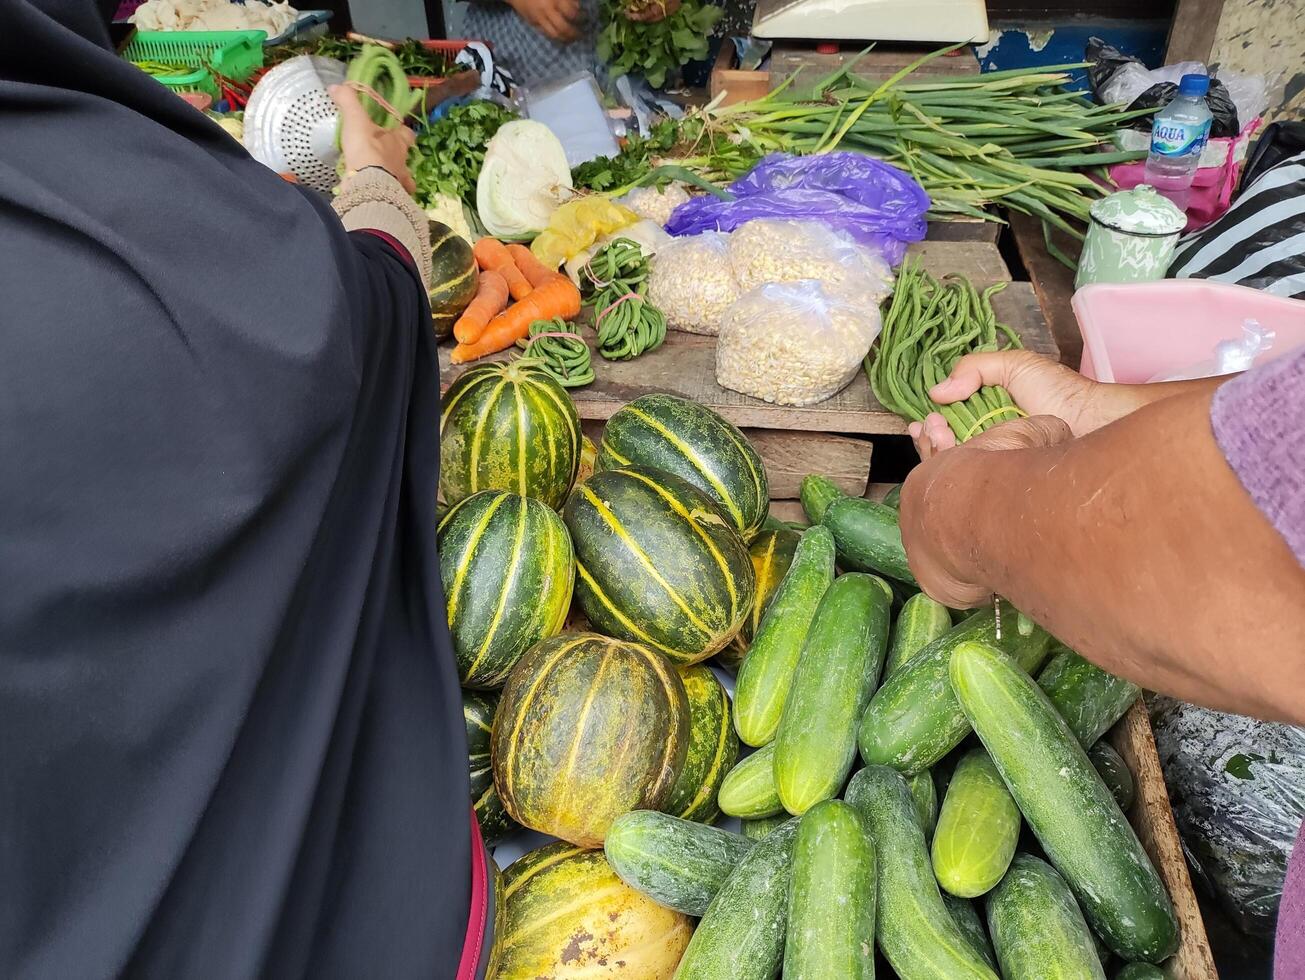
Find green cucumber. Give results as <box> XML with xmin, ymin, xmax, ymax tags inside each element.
<box><xmin>845</xmin><ymin>765</ymin><xmax>999</xmax><ymax>980</ymax></box>
<box><xmin>604</xmin><ymin>810</ymin><xmax>752</xmax><ymax>916</ymax></box>
<box><xmin>822</xmin><ymin>495</ymin><xmax>916</xmax><ymax>585</ymax></box>
<box><xmin>881</xmin><ymin>483</ymin><xmax>902</xmax><ymax>509</ymax></box>
<box><xmin>1115</xmin><ymin>964</ymin><xmax>1165</xmax><ymax>980</ymax></box>
<box><xmin>783</xmin><ymin>801</ymin><xmax>877</xmax><ymax>980</ymax></box>
<box><xmin>774</xmin><ymin>573</ymin><xmax>891</xmax><ymax>814</ymax></box>
<box><xmin>943</xmin><ymin>894</ymin><xmax>999</xmax><ymax>972</ymax></box>
<box><xmin>987</xmin><ymin>853</ymin><xmax>1106</xmax><ymax>980</ymax></box>
<box><xmin>884</xmin><ymin>592</ymin><xmax>953</xmax><ymax>680</ymax></box>
<box><xmin>673</xmin><ymin>817</ymin><xmax>798</xmax><ymax>979</ymax></box>
<box><xmin>1038</xmin><ymin>647</ymin><xmax>1140</xmax><ymax>747</ymax></box>
<box><xmin>906</xmin><ymin>769</ymin><xmax>938</xmax><ymax>839</ymax></box>
<box><xmin>799</xmin><ymin>474</ymin><xmax>845</xmax><ymax>524</ymax></box>
<box><xmin>741</xmin><ymin>813</ymin><xmax>788</xmax><ymax>841</ymax></box>
<box><xmin>859</xmin><ymin>603</ymin><xmax>1051</xmax><ymax>774</ymax></box>
<box><xmin>717</xmin><ymin>744</ymin><xmax>782</xmax><ymax>819</ymax></box>
<box><xmin>950</xmin><ymin>641</ymin><xmax>1179</xmax><ymax>962</ymax></box>
<box><xmin>734</xmin><ymin>526</ymin><xmax>836</xmax><ymax>747</ymax></box>
<box><xmin>932</xmin><ymin>748</ymin><xmax>1020</xmax><ymax>898</ymax></box>
<box><xmin>1089</xmin><ymin>741</ymin><xmax>1136</xmax><ymax>811</ymax></box>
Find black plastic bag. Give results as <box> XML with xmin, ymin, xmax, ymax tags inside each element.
<box><xmin>1241</xmin><ymin>122</ymin><xmax>1305</xmax><ymax>192</ymax></box>
<box><xmin>1084</xmin><ymin>38</ymin><xmax>1240</xmax><ymax>138</ymax></box>
<box><xmin>1085</xmin><ymin>37</ymin><xmax>1142</xmax><ymax>97</ymax></box>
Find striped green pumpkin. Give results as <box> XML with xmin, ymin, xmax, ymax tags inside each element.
<box><xmin>598</xmin><ymin>394</ymin><xmax>769</xmax><ymax>536</ymax></box>
<box><xmin>427</xmin><ymin>221</ymin><xmax>478</xmax><ymax>340</ymax></box>
<box><xmin>736</xmin><ymin>526</ymin><xmax>802</xmax><ymax>649</ymax></box>
<box><xmin>439</xmin><ymin>361</ymin><xmax>581</xmax><ymax>510</ymax></box>
<box><xmin>492</xmin><ymin>632</ymin><xmax>690</xmax><ymax>847</ymax></box>
<box><xmin>474</xmin><ymin>781</ymin><xmax>517</xmax><ymax>846</ymax></box>
<box><xmin>562</xmin><ymin>467</ymin><xmax>756</xmax><ymax>665</ymax></box>
<box><xmin>438</xmin><ymin>491</ymin><xmax>575</xmax><ymax>688</ymax></box>
<box><xmin>664</xmin><ymin>665</ymin><xmax>740</xmax><ymax>823</ymax></box>
<box><xmin>463</xmin><ymin>689</ymin><xmax>519</xmax><ymax>844</ymax></box>
<box><xmin>496</xmin><ymin>842</ymin><xmax>692</xmax><ymax>978</ymax></box>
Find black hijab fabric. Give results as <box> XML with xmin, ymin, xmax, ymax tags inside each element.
<box><xmin>0</xmin><ymin>3</ymin><xmax>472</xmax><ymax>977</ymax></box>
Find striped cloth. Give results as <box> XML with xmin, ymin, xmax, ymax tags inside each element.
<box><xmin>1169</xmin><ymin>151</ymin><xmax>1305</xmax><ymax>299</ymax></box>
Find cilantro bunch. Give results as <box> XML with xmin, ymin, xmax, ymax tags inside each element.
<box><xmin>597</xmin><ymin>0</ymin><xmax>723</xmax><ymax>89</ymax></box>
<box><xmin>409</xmin><ymin>100</ymin><xmax>519</xmax><ymax>210</ymax></box>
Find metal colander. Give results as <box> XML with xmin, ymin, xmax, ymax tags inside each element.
<box><xmin>243</xmin><ymin>55</ymin><xmax>346</xmax><ymax>192</ymax></box>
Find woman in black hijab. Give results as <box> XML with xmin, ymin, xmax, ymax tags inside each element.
<box><xmin>0</xmin><ymin>3</ymin><xmax>491</xmax><ymax>977</ymax></box>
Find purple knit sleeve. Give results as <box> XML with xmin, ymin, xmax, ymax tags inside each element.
<box><xmin>1210</xmin><ymin>345</ymin><xmax>1305</xmax><ymax>568</ymax></box>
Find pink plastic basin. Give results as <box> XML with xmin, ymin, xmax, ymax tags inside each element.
<box><xmin>1073</xmin><ymin>280</ymin><xmax>1305</xmax><ymax>383</ymax></box>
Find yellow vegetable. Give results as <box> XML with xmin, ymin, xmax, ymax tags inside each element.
<box><xmin>531</xmin><ymin>198</ymin><xmax>638</xmax><ymax>269</ymax></box>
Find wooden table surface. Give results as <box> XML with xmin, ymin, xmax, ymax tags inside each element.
<box><xmin>439</xmin><ymin>238</ymin><xmax>1058</xmax><ymax>436</ymax></box>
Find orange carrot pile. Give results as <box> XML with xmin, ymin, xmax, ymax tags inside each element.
<box><xmin>452</xmin><ymin>269</ymin><xmax>510</xmax><ymax>345</ymax></box>
<box><xmin>472</xmin><ymin>238</ymin><xmax>532</xmax><ymax>303</ymax></box>
<box><xmin>451</xmin><ymin>238</ymin><xmax>582</xmax><ymax>365</ymax></box>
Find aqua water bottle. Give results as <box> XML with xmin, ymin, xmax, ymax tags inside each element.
<box><xmin>1143</xmin><ymin>73</ymin><xmax>1213</xmax><ymax>212</ymax></box>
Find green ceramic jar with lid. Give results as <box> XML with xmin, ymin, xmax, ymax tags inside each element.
<box><xmin>1075</xmin><ymin>185</ymin><xmax>1187</xmax><ymax>289</ymax></box>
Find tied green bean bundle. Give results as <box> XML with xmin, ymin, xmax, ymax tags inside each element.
<box><xmin>515</xmin><ymin>318</ymin><xmax>595</xmax><ymax>388</ymax></box>
<box><xmin>582</xmin><ymin>239</ymin><xmax>668</xmax><ymax>361</ymax></box>
<box><xmin>867</xmin><ymin>259</ymin><xmax>1026</xmax><ymax>442</ymax></box>
<box><xmin>344</xmin><ymin>44</ymin><xmax>424</xmax><ymax>129</ymax></box>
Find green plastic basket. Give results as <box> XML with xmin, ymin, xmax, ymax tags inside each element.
<box><xmin>152</xmin><ymin>65</ymin><xmax>218</xmax><ymax>100</ymax></box>
<box><xmin>121</xmin><ymin>29</ymin><xmax>266</xmax><ymax>82</ymax></box>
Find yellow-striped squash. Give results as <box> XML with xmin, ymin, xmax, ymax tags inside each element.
<box><xmin>439</xmin><ymin>491</ymin><xmax>574</xmax><ymax>688</ymax></box>
<box><xmin>463</xmin><ymin>689</ymin><xmax>519</xmax><ymax>844</ymax></box>
<box><xmin>664</xmin><ymin>665</ymin><xmax>739</xmax><ymax>823</ymax></box>
<box><xmin>734</xmin><ymin>526</ymin><xmax>801</xmax><ymax>651</ymax></box>
<box><xmin>561</xmin><ymin>468</ymin><xmax>756</xmax><ymax>665</ymax></box>
<box><xmin>440</xmin><ymin>362</ymin><xmax>581</xmax><ymax>510</ymax></box>
<box><xmin>427</xmin><ymin>220</ymin><xmax>478</xmax><ymax>339</ymax></box>
<box><xmin>493</xmin><ymin>842</ymin><xmax>692</xmax><ymax>979</ymax></box>
<box><xmin>597</xmin><ymin>394</ymin><xmax>769</xmax><ymax>536</ymax></box>
<box><xmin>491</xmin><ymin>633</ymin><xmax>690</xmax><ymax>847</ymax></box>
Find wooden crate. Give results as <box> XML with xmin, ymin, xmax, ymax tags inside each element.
<box><xmin>708</xmin><ymin>45</ymin><xmax>769</xmax><ymax>107</ymax></box>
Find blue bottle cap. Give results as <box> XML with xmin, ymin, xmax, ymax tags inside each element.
<box><xmin>1179</xmin><ymin>73</ymin><xmax>1210</xmax><ymax>97</ymax></box>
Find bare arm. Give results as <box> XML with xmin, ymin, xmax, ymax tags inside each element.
<box><xmin>902</xmin><ymin>386</ymin><xmax>1305</xmax><ymax>724</ymax></box>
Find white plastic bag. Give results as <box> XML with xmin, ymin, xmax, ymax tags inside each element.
<box><xmin>647</xmin><ymin>232</ymin><xmax>742</xmax><ymax>336</ymax></box>
<box><xmin>715</xmin><ymin>279</ymin><xmax>882</xmax><ymax>406</ymax></box>
<box><xmin>1148</xmin><ymin>319</ymin><xmax>1276</xmax><ymax>382</ymax></box>
<box><xmin>727</xmin><ymin>219</ymin><xmax>894</xmax><ymax>298</ymax></box>
<box><xmin>618</xmin><ymin>183</ymin><xmax>691</xmax><ymax>227</ymax></box>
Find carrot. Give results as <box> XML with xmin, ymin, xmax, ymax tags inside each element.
<box><xmin>449</xmin><ymin>276</ymin><xmax>582</xmax><ymax>364</ymax></box>
<box><xmin>452</xmin><ymin>269</ymin><xmax>510</xmax><ymax>345</ymax></box>
<box><xmin>506</xmin><ymin>243</ymin><xmax>563</xmax><ymax>289</ymax></box>
<box><xmin>473</xmin><ymin>238</ymin><xmax>532</xmax><ymax>302</ymax></box>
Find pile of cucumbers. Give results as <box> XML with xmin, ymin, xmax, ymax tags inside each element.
<box><xmin>602</xmin><ymin>475</ymin><xmax>1176</xmax><ymax>980</ymax></box>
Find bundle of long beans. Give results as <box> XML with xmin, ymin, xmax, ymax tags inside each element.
<box><xmin>515</xmin><ymin>318</ymin><xmax>595</xmax><ymax>388</ymax></box>
<box><xmin>670</xmin><ymin>46</ymin><xmax>1152</xmax><ymax>258</ymax></box>
<box><xmin>868</xmin><ymin>259</ymin><xmax>1025</xmax><ymax>441</ymax></box>
<box><xmin>581</xmin><ymin>240</ymin><xmax>667</xmax><ymax>361</ymax></box>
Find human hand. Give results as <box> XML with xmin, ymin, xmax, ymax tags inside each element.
<box><xmin>907</xmin><ymin>351</ymin><xmax>1141</xmax><ymax>460</ymax></box>
<box><xmin>507</xmin><ymin>0</ymin><xmax>582</xmax><ymax>41</ymax></box>
<box><xmin>625</xmin><ymin>0</ymin><xmax>682</xmax><ymax>21</ymax></box>
<box><xmin>329</xmin><ymin>85</ymin><xmax>417</xmax><ymax>194</ymax></box>
<box><xmin>899</xmin><ymin>415</ymin><xmax>1073</xmax><ymax>608</ymax></box>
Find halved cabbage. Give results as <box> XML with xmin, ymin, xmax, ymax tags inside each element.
<box><xmin>475</xmin><ymin>120</ymin><xmax>572</xmax><ymax>239</ymax></box>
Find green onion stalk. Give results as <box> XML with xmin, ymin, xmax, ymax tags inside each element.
<box><xmin>867</xmin><ymin>258</ymin><xmax>1026</xmax><ymax>442</ymax></box>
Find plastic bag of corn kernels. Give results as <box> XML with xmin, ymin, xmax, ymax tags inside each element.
<box><xmin>716</xmin><ymin>279</ymin><xmax>882</xmax><ymax>407</ymax></box>
<box><xmin>647</xmin><ymin>231</ymin><xmax>742</xmax><ymax>336</ymax></box>
<box><xmin>728</xmin><ymin>219</ymin><xmax>894</xmax><ymax>299</ymax></box>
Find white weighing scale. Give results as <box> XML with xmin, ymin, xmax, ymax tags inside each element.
<box><xmin>752</xmin><ymin>0</ymin><xmax>989</xmax><ymax>45</ymax></box>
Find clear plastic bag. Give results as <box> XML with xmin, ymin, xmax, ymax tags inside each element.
<box><xmin>727</xmin><ymin>219</ymin><xmax>894</xmax><ymax>299</ymax></box>
<box><xmin>1148</xmin><ymin>319</ymin><xmax>1276</xmax><ymax>382</ymax></box>
<box><xmin>646</xmin><ymin>232</ymin><xmax>741</xmax><ymax>336</ymax></box>
<box><xmin>664</xmin><ymin>152</ymin><xmax>930</xmax><ymax>266</ymax></box>
<box><xmin>619</xmin><ymin>183</ymin><xmax>691</xmax><ymax>227</ymax></box>
<box><xmin>1150</xmin><ymin>696</ymin><xmax>1305</xmax><ymax>935</ymax></box>
<box><xmin>715</xmin><ymin>279</ymin><xmax>882</xmax><ymax>406</ymax></box>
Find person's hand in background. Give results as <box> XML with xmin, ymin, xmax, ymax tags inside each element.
<box><xmin>900</xmin><ymin>414</ymin><xmax>1074</xmax><ymax>608</ymax></box>
<box><xmin>907</xmin><ymin>350</ymin><xmax>1148</xmax><ymax>461</ymax></box>
<box><xmin>507</xmin><ymin>0</ymin><xmax>582</xmax><ymax>41</ymax></box>
<box><xmin>330</xmin><ymin>85</ymin><xmax>417</xmax><ymax>194</ymax></box>
<box><xmin>625</xmin><ymin>0</ymin><xmax>682</xmax><ymax>21</ymax></box>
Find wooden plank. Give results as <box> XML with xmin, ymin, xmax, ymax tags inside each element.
<box><xmin>1164</xmin><ymin>0</ymin><xmax>1226</xmax><ymax>63</ymax></box>
<box><xmin>1109</xmin><ymin>700</ymin><xmax>1219</xmax><ymax>980</ymax></box>
<box><xmin>926</xmin><ymin>218</ymin><xmax>1001</xmax><ymax>243</ymax></box>
<box><xmin>1008</xmin><ymin>212</ymin><xmax>1084</xmax><ymax>369</ymax></box>
<box><xmin>584</xmin><ymin>420</ymin><xmax>872</xmax><ymax>500</ymax></box>
<box><xmin>745</xmin><ymin>429</ymin><xmax>872</xmax><ymax>499</ymax></box>
<box><xmin>439</xmin><ymin>244</ymin><xmax>1049</xmax><ymax>435</ymax></box>
<box><xmin>768</xmin><ymin>500</ymin><xmax>807</xmax><ymax>525</ymax></box>
<box><xmin>769</xmin><ymin>43</ymin><xmax>980</xmax><ymax>94</ymax></box>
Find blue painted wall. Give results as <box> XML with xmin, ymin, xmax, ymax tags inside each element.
<box><xmin>975</xmin><ymin>19</ymin><xmax>1170</xmax><ymax>90</ymax></box>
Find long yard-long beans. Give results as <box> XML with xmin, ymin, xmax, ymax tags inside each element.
<box><xmin>868</xmin><ymin>259</ymin><xmax>1025</xmax><ymax>441</ymax></box>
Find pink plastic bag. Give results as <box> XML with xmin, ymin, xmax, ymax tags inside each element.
<box><xmin>1108</xmin><ymin>119</ymin><xmax>1262</xmax><ymax>232</ymax></box>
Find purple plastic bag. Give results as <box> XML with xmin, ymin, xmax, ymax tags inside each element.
<box><xmin>665</xmin><ymin>152</ymin><xmax>930</xmax><ymax>266</ymax></box>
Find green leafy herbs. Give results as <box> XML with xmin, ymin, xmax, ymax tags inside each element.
<box><xmin>597</xmin><ymin>0</ymin><xmax>723</xmax><ymax>89</ymax></box>
<box><xmin>409</xmin><ymin>100</ymin><xmax>519</xmax><ymax>210</ymax></box>
<box><xmin>269</xmin><ymin>36</ymin><xmax>458</xmax><ymax>77</ymax></box>
<box><xmin>572</xmin><ymin>118</ymin><xmax>680</xmax><ymax>191</ymax></box>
